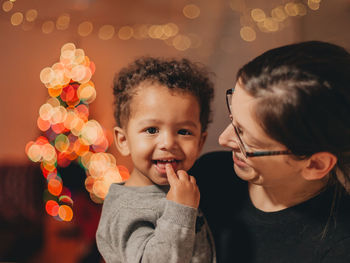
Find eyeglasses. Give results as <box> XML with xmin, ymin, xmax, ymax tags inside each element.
<box><xmin>225</xmin><ymin>88</ymin><xmax>291</xmax><ymax>158</ymax></box>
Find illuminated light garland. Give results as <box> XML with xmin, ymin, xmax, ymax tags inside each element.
<box><xmin>228</xmin><ymin>0</ymin><xmax>322</xmax><ymax>43</ymax></box>
<box><xmin>26</xmin><ymin>43</ymin><xmax>129</xmax><ymax>221</ymax></box>
<box><xmin>2</xmin><ymin>1</ymin><xmax>200</xmax><ymax>51</ymax></box>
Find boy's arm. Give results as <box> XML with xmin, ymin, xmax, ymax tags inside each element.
<box><xmin>96</xmin><ymin>199</ymin><xmax>198</xmax><ymax>263</ymax></box>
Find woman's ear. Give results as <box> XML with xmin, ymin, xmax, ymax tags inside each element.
<box><xmin>302</xmin><ymin>152</ymin><xmax>337</xmax><ymax>181</ymax></box>
<box><xmin>113</xmin><ymin>127</ymin><xmax>130</xmax><ymax>156</ymax></box>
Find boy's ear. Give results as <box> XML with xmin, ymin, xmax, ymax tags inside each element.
<box><xmin>113</xmin><ymin>127</ymin><xmax>130</xmax><ymax>156</ymax></box>
<box><xmin>198</xmin><ymin>132</ymin><xmax>207</xmax><ymax>153</ymax></box>
<box><xmin>301</xmin><ymin>152</ymin><xmax>337</xmax><ymax>181</ymax></box>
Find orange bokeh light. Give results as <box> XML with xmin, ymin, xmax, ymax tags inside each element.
<box><xmin>58</xmin><ymin>205</ymin><xmax>73</xmax><ymax>221</ymax></box>
<box><xmin>117</xmin><ymin>165</ymin><xmax>130</xmax><ymax>181</ymax></box>
<box><xmin>48</xmin><ymin>178</ymin><xmax>63</xmax><ymax>196</ymax></box>
<box><xmin>46</xmin><ymin>200</ymin><xmax>59</xmax><ymax>216</ymax></box>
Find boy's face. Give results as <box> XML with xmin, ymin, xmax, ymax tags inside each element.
<box><xmin>118</xmin><ymin>84</ymin><xmax>206</xmax><ymax>186</ymax></box>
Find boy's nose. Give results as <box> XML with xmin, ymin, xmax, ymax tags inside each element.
<box><xmin>219</xmin><ymin>124</ymin><xmax>239</xmax><ymax>150</ymax></box>
<box><xmin>159</xmin><ymin>132</ymin><xmax>176</xmax><ymax>150</ymax></box>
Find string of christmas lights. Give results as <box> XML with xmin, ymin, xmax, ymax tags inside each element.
<box><xmin>26</xmin><ymin>43</ymin><xmax>129</xmax><ymax>221</ymax></box>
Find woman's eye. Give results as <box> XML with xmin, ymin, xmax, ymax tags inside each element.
<box><xmin>145</xmin><ymin>127</ymin><xmax>158</xmax><ymax>134</ymax></box>
<box><xmin>178</xmin><ymin>129</ymin><xmax>192</xmax><ymax>135</ymax></box>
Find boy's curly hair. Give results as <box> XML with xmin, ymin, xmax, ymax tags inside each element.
<box><xmin>113</xmin><ymin>57</ymin><xmax>214</xmax><ymax>132</ymax></box>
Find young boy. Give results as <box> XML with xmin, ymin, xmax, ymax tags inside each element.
<box><xmin>96</xmin><ymin>57</ymin><xmax>216</xmax><ymax>263</ymax></box>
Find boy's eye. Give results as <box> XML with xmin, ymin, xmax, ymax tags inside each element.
<box><xmin>145</xmin><ymin>127</ymin><xmax>159</xmax><ymax>134</ymax></box>
<box><xmin>178</xmin><ymin>129</ymin><xmax>192</xmax><ymax>135</ymax></box>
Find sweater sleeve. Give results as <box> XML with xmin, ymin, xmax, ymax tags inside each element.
<box><xmin>96</xmin><ymin>199</ymin><xmax>198</xmax><ymax>263</ymax></box>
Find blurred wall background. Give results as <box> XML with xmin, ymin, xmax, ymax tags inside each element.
<box><xmin>2</xmin><ymin>0</ymin><xmax>350</xmax><ymax>166</ymax></box>
<box><xmin>1</xmin><ymin>0</ymin><xmax>350</xmax><ymax>261</ymax></box>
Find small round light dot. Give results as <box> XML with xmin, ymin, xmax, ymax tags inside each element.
<box><xmin>25</xmin><ymin>9</ymin><xmax>38</xmax><ymax>22</ymax></box>
<box><xmin>173</xmin><ymin>35</ymin><xmax>191</xmax><ymax>51</ymax></box>
<box><xmin>11</xmin><ymin>12</ymin><xmax>23</xmax><ymax>26</ymax></box>
<box><xmin>118</xmin><ymin>26</ymin><xmax>134</xmax><ymax>40</ymax></box>
<box><xmin>42</xmin><ymin>21</ymin><xmax>55</xmax><ymax>34</ymax></box>
<box><xmin>98</xmin><ymin>25</ymin><xmax>115</xmax><ymax>40</ymax></box>
<box><xmin>78</xmin><ymin>21</ymin><xmax>93</xmax><ymax>37</ymax></box>
<box><xmin>183</xmin><ymin>4</ymin><xmax>200</xmax><ymax>19</ymax></box>
<box><xmin>2</xmin><ymin>1</ymin><xmax>13</xmax><ymax>12</ymax></box>
<box><xmin>240</xmin><ymin>26</ymin><xmax>256</xmax><ymax>42</ymax></box>
<box><xmin>56</xmin><ymin>13</ymin><xmax>70</xmax><ymax>30</ymax></box>
<box><xmin>251</xmin><ymin>8</ymin><xmax>266</xmax><ymax>22</ymax></box>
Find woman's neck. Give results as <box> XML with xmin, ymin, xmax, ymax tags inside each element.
<box><xmin>248</xmin><ymin>179</ymin><xmax>328</xmax><ymax>212</ymax></box>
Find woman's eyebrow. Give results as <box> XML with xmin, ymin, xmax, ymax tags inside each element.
<box><xmin>234</xmin><ymin>119</ymin><xmax>272</xmax><ymax>148</ymax></box>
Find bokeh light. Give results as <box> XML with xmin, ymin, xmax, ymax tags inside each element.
<box><xmin>240</xmin><ymin>26</ymin><xmax>256</xmax><ymax>42</ymax></box>
<box><xmin>78</xmin><ymin>21</ymin><xmax>93</xmax><ymax>37</ymax></box>
<box><xmin>183</xmin><ymin>4</ymin><xmax>200</xmax><ymax>19</ymax></box>
<box><xmin>27</xmin><ymin>43</ymin><xmax>128</xmax><ymax>222</ymax></box>
<box><xmin>42</xmin><ymin>21</ymin><xmax>55</xmax><ymax>34</ymax></box>
<box><xmin>56</xmin><ymin>13</ymin><xmax>70</xmax><ymax>30</ymax></box>
<box><xmin>118</xmin><ymin>26</ymin><xmax>134</xmax><ymax>40</ymax></box>
<box><xmin>2</xmin><ymin>1</ymin><xmax>13</xmax><ymax>12</ymax></box>
<box><xmin>25</xmin><ymin>9</ymin><xmax>38</xmax><ymax>22</ymax></box>
<box><xmin>98</xmin><ymin>25</ymin><xmax>115</xmax><ymax>40</ymax></box>
<box><xmin>11</xmin><ymin>12</ymin><xmax>23</xmax><ymax>26</ymax></box>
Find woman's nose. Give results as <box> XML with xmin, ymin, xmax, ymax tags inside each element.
<box><xmin>219</xmin><ymin>124</ymin><xmax>239</xmax><ymax>150</ymax></box>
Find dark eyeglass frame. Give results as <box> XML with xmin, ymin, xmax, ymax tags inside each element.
<box><xmin>226</xmin><ymin>88</ymin><xmax>291</xmax><ymax>158</ymax></box>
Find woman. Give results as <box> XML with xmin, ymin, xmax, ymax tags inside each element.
<box><xmin>190</xmin><ymin>41</ymin><xmax>350</xmax><ymax>263</ymax></box>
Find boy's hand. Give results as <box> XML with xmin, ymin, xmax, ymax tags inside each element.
<box><xmin>165</xmin><ymin>163</ymin><xmax>200</xmax><ymax>208</ymax></box>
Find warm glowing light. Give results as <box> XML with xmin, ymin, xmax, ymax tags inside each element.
<box><xmin>163</xmin><ymin>23</ymin><xmax>179</xmax><ymax>37</ymax></box>
<box><xmin>25</xmin><ymin>9</ymin><xmax>38</xmax><ymax>22</ymax></box>
<box><xmin>118</xmin><ymin>26</ymin><xmax>133</xmax><ymax>40</ymax></box>
<box><xmin>2</xmin><ymin>1</ymin><xmax>13</xmax><ymax>12</ymax></box>
<box><xmin>148</xmin><ymin>25</ymin><xmax>163</xmax><ymax>39</ymax></box>
<box><xmin>37</xmin><ymin>117</ymin><xmax>51</xmax><ymax>132</ymax></box>
<box><xmin>80</xmin><ymin>120</ymin><xmax>103</xmax><ymax>145</ymax></box>
<box><xmin>48</xmin><ymin>86</ymin><xmax>63</xmax><ymax>97</ymax></box>
<box><xmin>46</xmin><ymin>200</ymin><xmax>59</xmax><ymax>216</ymax></box>
<box><xmin>271</xmin><ymin>6</ymin><xmax>287</xmax><ymax>22</ymax></box>
<box><xmin>117</xmin><ymin>165</ymin><xmax>130</xmax><ymax>181</ymax></box>
<box><xmin>77</xmin><ymin>82</ymin><xmax>96</xmax><ymax>103</ymax></box>
<box><xmin>183</xmin><ymin>4</ymin><xmax>200</xmax><ymax>19</ymax></box>
<box><xmin>78</xmin><ymin>21</ymin><xmax>93</xmax><ymax>37</ymax></box>
<box><xmin>58</xmin><ymin>205</ymin><xmax>73</xmax><ymax>221</ymax></box>
<box><xmin>55</xmin><ymin>134</ymin><xmax>70</xmax><ymax>152</ymax></box>
<box><xmin>40</xmin><ymin>67</ymin><xmax>55</xmax><ymax>84</ymax></box>
<box><xmin>251</xmin><ymin>8</ymin><xmax>266</xmax><ymax>22</ymax></box>
<box><xmin>264</xmin><ymin>18</ymin><xmax>279</xmax><ymax>32</ymax></box>
<box><xmin>59</xmin><ymin>195</ymin><xmax>73</xmax><ymax>206</ymax></box>
<box><xmin>133</xmin><ymin>24</ymin><xmax>149</xmax><ymax>39</ymax></box>
<box><xmin>42</xmin><ymin>21</ymin><xmax>55</xmax><ymax>34</ymax></box>
<box><xmin>308</xmin><ymin>0</ymin><xmax>320</xmax><ymax>10</ymax></box>
<box><xmin>285</xmin><ymin>2</ymin><xmax>299</xmax><ymax>16</ymax></box>
<box><xmin>48</xmin><ymin>178</ymin><xmax>63</xmax><ymax>196</ymax></box>
<box><xmin>173</xmin><ymin>35</ymin><xmax>191</xmax><ymax>51</ymax></box>
<box><xmin>73</xmin><ymin>139</ymin><xmax>90</xmax><ymax>156</ymax></box>
<box><xmin>240</xmin><ymin>26</ymin><xmax>256</xmax><ymax>42</ymax></box>
<box><xmin>47</xmin><ymin>97</ymin><xmax>60</xmax><ymax>108</ymax></box>
<box><xmin>11</xmin><ymin>12</ymin><xmax>23</xmax><ymax>26</ymax></box>
<box><xmin>296</xmin><ymin>3</ymin><xmax>307</xmax><ymax>16</ymax></box>
<box><xmin>27</xmin><ymin>144</ymin><xmax>42</xmax><ymax>162</ymax></box>
<box><xmin>98</xmin><ymin>25</ymin><xmax>115</xmax><ymax>40</ymax></box>
<box><xmin>56</xmin><ymin>13</ymin><xmax>70</xmax><ymax>30</ymax></box>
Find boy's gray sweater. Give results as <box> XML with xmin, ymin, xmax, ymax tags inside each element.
<box><xmin>96</xmin><ymin>183</ymin><xmax>216</xmax><ymax>263</ymax></box>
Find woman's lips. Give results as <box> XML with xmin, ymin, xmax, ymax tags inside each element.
<box><xmin>232</xmin><ymin>152</ymin><xmax>248</xmax><ymax>168</ymax></box>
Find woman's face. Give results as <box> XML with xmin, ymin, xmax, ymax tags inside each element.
<box><xmin>219</xmin><ymin>81</ymin><xmax>306</xmax><ymax>187</ymax></box>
